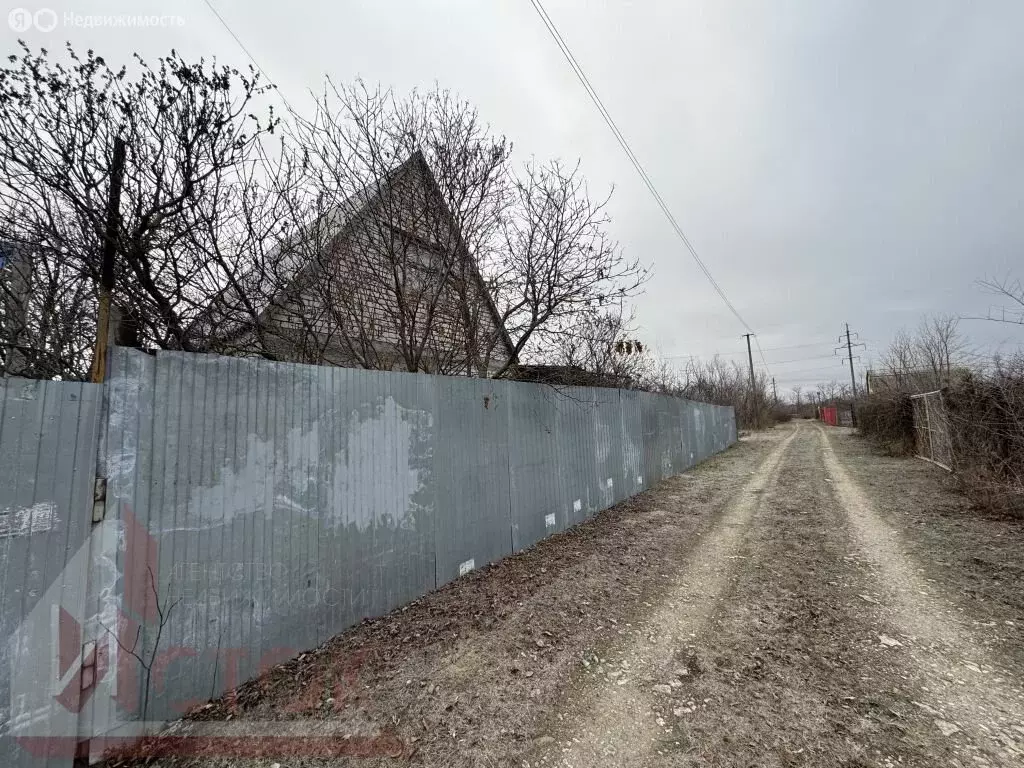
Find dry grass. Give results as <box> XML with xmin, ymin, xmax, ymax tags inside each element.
<box><xmin>857</xmin><ymin>362</ymin><xmax>1024</xmax><ymax>518</ymax></box>
<box><xmin>857</xmin><ymin>393</ymin><xmax>915</xmax><ymax>456</ymax></box>
<box><xmin>945</xmin><ymin>365</ymin><xmax>1024</xmax><ymax>518</ymax></box>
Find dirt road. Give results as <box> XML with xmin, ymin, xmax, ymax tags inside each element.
<box><xmin>118</xmin><ymin>422</ymin><xmax>1024</xmax><ymax>768</ymax></box>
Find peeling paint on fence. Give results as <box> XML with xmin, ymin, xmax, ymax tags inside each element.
<box><xmin>0</xmin><ymin>502</ymin><xmax>59</xmax><ymax>537</ymax></box>
<box><xmin>0</xmin><ymin>349</ymin><xmax>735</xmax><ymax>762</ymax></box>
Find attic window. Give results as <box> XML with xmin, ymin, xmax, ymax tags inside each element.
<box><xmin>390</xmin><ymin>223</ymin><xmax>447</xmax><ymax>258</ymax></box>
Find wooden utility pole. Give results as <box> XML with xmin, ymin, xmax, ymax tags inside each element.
<box><xmin>743</xmin><ymin>333</ymin><xmax>757</xmax><ymax>427</ymax></box>
<box><xmin>771</xmin><ymin>376</ymin><xmax>778</xmax><ymax>404</ymax></box>
<box><xmin>1</xmin><ymin>240</ymin><xmax>31</xmax><ymax>377</ymax></box>
<box><xmin>89</xmin><ymin>137</ymin><xmax>126</xmax><ymax>384</ymax></box>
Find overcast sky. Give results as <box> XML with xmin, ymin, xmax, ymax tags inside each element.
<box><xmin>6</xmin><ymin>0</ymin><xmax>1024</xmax><ymax>391</ymax></box>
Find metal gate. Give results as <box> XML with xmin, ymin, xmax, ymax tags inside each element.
<box><xmin>910</xmin><ymin>390</ymin><xmax>953</xmax><ymax>471</ymax></box>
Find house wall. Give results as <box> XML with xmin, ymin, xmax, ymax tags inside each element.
<box><xmin>0</xmin><ymin>348</ymin><xmax>736</xmax><ymax>761</ymax></box>
<box><xmin>261</xmin><ymin>158</ymin><xmax>511</xmax><ymax>375</ymax></box>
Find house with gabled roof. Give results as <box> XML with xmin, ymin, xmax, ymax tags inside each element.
<box><xmin>192</xmin><ymin>151</ymin><xmax>516</xmax><ymax>376</ymax></box>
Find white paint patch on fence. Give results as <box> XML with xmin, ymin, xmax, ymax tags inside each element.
<box><xmin>0</xmin><ymin>501</ymin><xmax>58</xmax><ymax>537</ymax></box>
<box><xmin>544</xmin><ymin>513</ymin><xmax>556</xmax><ymax>529</ymax></box>
<box><xmin>459</xmin><ymin>558</ymin><xmax>475</xmax><ymax>576</ymax></box>
<box><xmin>171</xmin><ymin>395</ymin><xmax>430</xmax><ymax>533</ymax></box>
<box><xmin>573</xmin><ymin>499</ymin><xmax>582</xmax><ymax>513</ymax></box>
<box><xmin>636</xmin><ymin>475</ymin><xmax>643</xmax><ymax>485</ymax></box>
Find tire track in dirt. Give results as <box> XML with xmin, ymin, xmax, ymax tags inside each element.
<box><xmin>123</xmin><ymin>429</ymin><xmax>782</xmax><ymax>768</ymax></box>
<box><xmin>528</xmin><ymin>425</ymin><xmax>800</xmax><ymax>767</ymax></box>
<box><xmin>819</xmin><ymin>425</ymin><xmax>1024</xmax><ymax>766</ymax></box>
<box><xmin>609</xmin><ymin>422</ymin><xmax>968</xmax><ymax>767</ymax></box>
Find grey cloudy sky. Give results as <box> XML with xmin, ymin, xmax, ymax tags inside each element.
<box><xmin>6</xmin><ymin>0</ymin><xmax>1024</xmax><ymax>390</ymax></box>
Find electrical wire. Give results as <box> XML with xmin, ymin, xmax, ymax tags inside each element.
<box><xmin>754</xmin><ymin>336</ymin><xmax>773</xmax><ymax>382</ymax></box>
<box><xmin>200</xmin><ymin>0</ymin><xmax>297</xmax><ymax>114</ymax></box>
<box><xmin>528</xmin><ymin>0</ymin><xmax>752</xmax><ymax>333</ymax></box>
<box><xmin>758</xmin><ymin>340</ymin><xmax>839</xmax><ymax>353</ymax></box>
<box><xmin>767</xmin><ymin>354</ymin><xmax>844</xmax><ymax>365</ymax></box>
<box><xmin>770</xmin><ymin>365</ymin><xmax>852</xmax><ymax>378</ymax></box>
<box><xmin>660</xmin><ymin>349</ymin><xmax>841</xmax><ymax>364</ymax></box>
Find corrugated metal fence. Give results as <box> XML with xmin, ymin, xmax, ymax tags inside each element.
<box><xmin>1</xmin><ymin>379</ymin><xmax>102</xmax><ymax>768</ymax></box>
<box><xmin>2</xmin><ymin>348</ymin><xmax>735</xmax><ymax>762</ymax></box>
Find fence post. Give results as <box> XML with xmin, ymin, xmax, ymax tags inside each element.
<box><xmin>923</xmin><ymin>391</ymin><xmax>934</xmax><ymax>463</ymax></box>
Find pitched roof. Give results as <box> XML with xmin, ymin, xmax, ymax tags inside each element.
<box><xmin>190</xmin><ymin>151</ymin><xmax>517</xmax><ymax>364</ymax></box>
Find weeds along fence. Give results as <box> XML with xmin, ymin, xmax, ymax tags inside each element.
<box><xmin>0</xmin><ymin>347</ymin><xmax>736</xmax><ymax>764</ymax></box>
<box><xmin>859</xmin><ymin>368</ymin><xmax>1024</xmax><ymax>516</ymax></box>
<box><xmin>856</xmin><ymin>393</ymin><xmax>915</xmax><ymax>455</ymax></box>
<box><xmin>943</xmin><ymin>368</ymin><xmax>1024</xmax><ymax>516</ymax></box>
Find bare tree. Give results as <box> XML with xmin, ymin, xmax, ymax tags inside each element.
<box><xmin>0</xmin><ymin>43</ymin><xmax>278</xmax><ymax>377</ymax></box>
<box><xmin>540</xmin><ymin>306</ymin><xmax>652</xmax><ymax>386</ymax></box>
<box><xmin>917</xmin><ymin>313</ymin><xmax>968</xmax><ymax>380</ymax></box>
<box><xmin>211</xmin><ymin>82</ymin><xmax>647</xmax><ymax>378</ymax></box>
<box><xmin>878</xmin><ymin>313</ymin><xmax>969</xmax><ymax>391</ymax></box>
<box><xmin>881</xmin><ymin>329</ymin><xmax>917</xmax><ymax>380</ymax></box>
<box><xmin>484</xmin><ymin>160</ymin><xmax>648</xmax><ymax>377</ymax></box>
<box><xmin>1</xmin><ymin>51</ymin><xmax>647</xmax><ymax>381</ymax></box>
<box><xmin>1</xmin><ymin>239</ymin><xmax>95</xmax><ymax>378</ymax></box>
<box><xmin>788</xmin><ymin>385</ymin><xmax>803</xmax><ymax>408</ymax></box>
<box><xmin>816</xmin><ymin>380</ymin><xmax>847</xmax><ymax>403</ymax></box>
<box><xmin>971</xmin><ymin>276</ymin><xmax>1024</xmax><ymax>325</ymax></box>
<box><xmin>229</xmin><ymin>80</ymin><xmax>515</xmax><ymax>374</ymax></box>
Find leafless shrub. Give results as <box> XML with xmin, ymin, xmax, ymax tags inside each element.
<box><xmin>652</xmin><ymin>356</ymin><xmax>772</xmax><ymax>429</ymax></box>
<box><xmin>533</xmin><ymin>305</ymin><xmax>651</xmax><ymax>388</ymax></box>
<box><xmin>857</xmin><ymin>393</ymin><xmax>915</xmax><ymax>456</ymax></box>
<box><xmin>872</xmin><ymin>311</ymin><xmax>1023</xmax><ymax>516</ymax></box>
<box><xmin>943</xmin><ymin>355</ymin><xmax>1024</xmax><ymax>517</ymax></box>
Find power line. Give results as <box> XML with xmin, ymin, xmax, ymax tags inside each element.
<box><xmin>199</xmin><ymin>0</ymin><xmax>296</xmax><ymax>114</ymax></box>
<box><xmin>771</xmin><ymin>365</ymin><xmax>852</xmax><ymax>378</ymax></box>
<box><xmin>660</xmin><ymin>336</ymin><xmax>844</xmax><ymax>360</ymax></box>
<box><xmin>758</xmin><ymin>340</ymin><xmax>838</xmax><ymax>353</ymax></box>
<box><xmin>766</xmin><ymin>354</ymin><xmax>843</xmax><ymax>365</ymax></box>
<box><xmin>528</xmin><ymin>0</ymin><xmax>751</xmax><ymax>332</ymax></box>
<box><xmin>754</xmin><ymin>335</ymin><xmax>773</xmax><ymax>381</ymax></box>
<box><xmin>660</xmin><ymin>349</ymin><xmax>840</xmax><ymax>364</ymax></box>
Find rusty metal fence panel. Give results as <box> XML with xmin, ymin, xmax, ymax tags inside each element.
<box><xmin>910</xmin><ymin>390</ymin><xmax>953</xmax><ymax>471</ymax></box>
